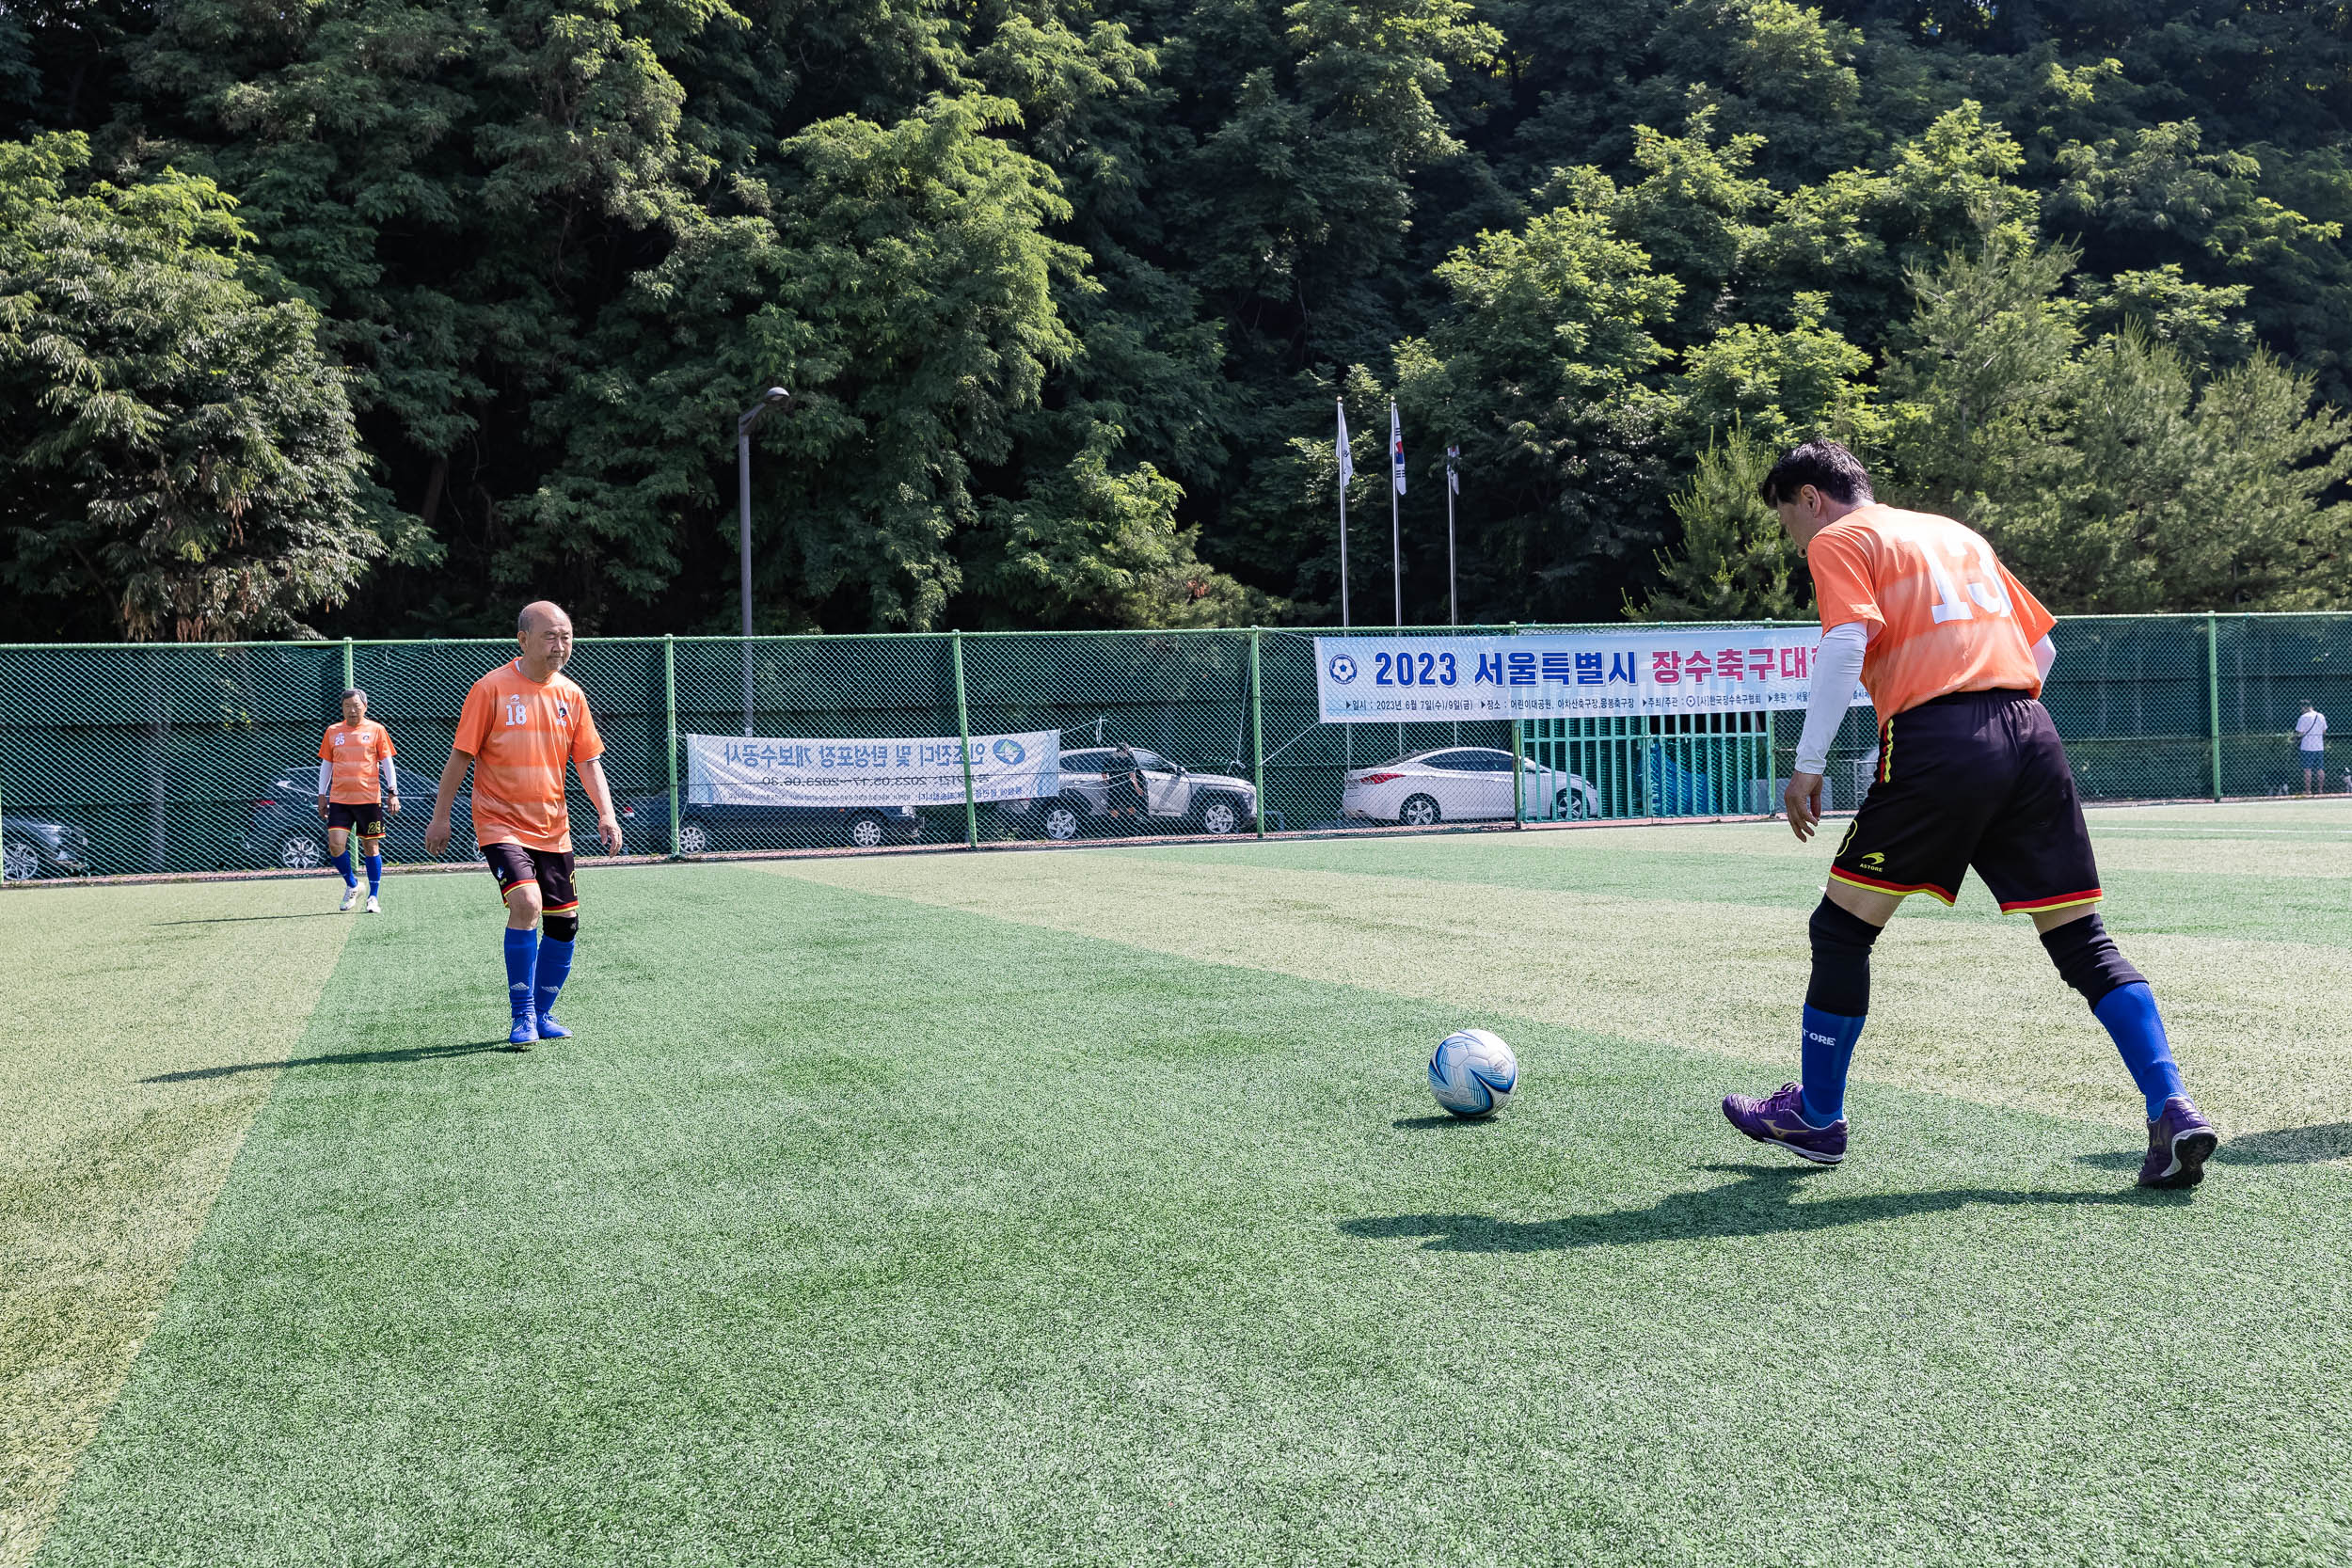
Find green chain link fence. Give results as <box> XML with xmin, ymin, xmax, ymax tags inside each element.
<box><xmin>1</xmin><ymin>615</ymin><xmax>2345</xmax><ymax>880</ymax></box>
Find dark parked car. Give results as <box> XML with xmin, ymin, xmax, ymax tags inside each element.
<box><xmin>3</xmin><ymin>815</ymin><xmax>93</xmax><ymax>880</ymax></box>
<box><xmin>621</xmin><ymin>794</ymin><xmax>924</xmax><ymax>854</ymax></box>
<box><xmin>243</xmin><ymin>768</ymin><xmax>475</xmax><ymax>870</ymax></box>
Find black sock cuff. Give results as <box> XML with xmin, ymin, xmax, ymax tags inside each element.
<box><xmin>1805</xmin><ymin>897</ymin><xmax>1880</xmax><ymax>1016</ymax></box>
<box><xmin>2041</xmin><ymin>913</ymin><xmax>2145</xmax><ymax>1008</ymax></box>
<box><xmin>1810</xmin><ymin>898</ymin><xmax>1884</xmax><ymax>951</ymax></box>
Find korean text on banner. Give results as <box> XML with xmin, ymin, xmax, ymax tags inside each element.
<box><xmin>1313</xmin><ymin>633</ymin><xmax>1871</xmax><ymax>722</ymax></box>
<box><xmin>686</xmin><ymin>731</ymin><xmax>1061</xmax><ymax>807</ymax></box>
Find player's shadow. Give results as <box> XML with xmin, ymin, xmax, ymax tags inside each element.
<box><xmin>2076</xmin><ymin>1122</ymin><xmax>2352</xmax><ymax>1170</ymax></box>
<box><xmin>1391</xmin><ymin>1115</ymin><xmax>1494</xmax><ymax>1130</ymax></box>
<box><xmin>143</xmin><ymin>1041</ymin><xmax>518</xmax><ymax>1083</ymax></box>
<box><xmin>1342</xmin><ymin>1163</ymin><xmax>2175</xmax><ymax>1252</ymax></box>
<box><xmin>151</xmin><ymin>912</ymin><xmax>343</xmax><ymax>926</ymax></box>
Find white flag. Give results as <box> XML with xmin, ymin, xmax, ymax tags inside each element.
<box><xmin>1390</xmin><ymin>402</ymin><xmax>1406</xmax><ymax>495</ymax></box>
<box><xmin>1336</xmin><ymin>400</ymin><xmax>1355</xmax><ymax>488</ymax></box>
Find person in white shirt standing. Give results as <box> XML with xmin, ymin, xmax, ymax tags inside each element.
<box><xmin>2296</xmin><ymin>703</ymin><xmax>2328</xmax><ymax>795</ymax></box>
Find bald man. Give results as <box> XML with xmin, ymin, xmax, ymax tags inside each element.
<box><xmin>426</xmin><ymin>602</ymin><xmax>624</xmax><ymax>1048</ymax></box>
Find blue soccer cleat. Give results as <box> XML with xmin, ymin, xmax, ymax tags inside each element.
<box><xmin>535</xmin><ymin>1012</ymin><xmax>571</xmax><ymax>1040</ymax></box>
<box><xmin>2138</xmin><ymin>1096</ymin><xmax>2217</xmax><ymax>1189</ymax></box>
<box><xmin>507</xmin><ymin>1012</ymin><xmax>538</xmax><ymax>1049</ymax></box>
<box><xmin>1723</xmin><ymin>1082</ymin><xmax>1848</xmax><ymax>1165</ymax></box>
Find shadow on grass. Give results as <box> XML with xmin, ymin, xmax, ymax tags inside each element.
<box><xmin>152</xmin><ymin>912</ymin><xmax>345</xmax><ymax>926</ymax></box>
<box><xmin>2075</xmin><ymin>1122</ymin><xmax>2352</xmax><ymax>1170</ymax></box>
<box><xmin>143</xmin><ymin>1041</ymin><xmax>518</xmax><ymax>1083</ymax></box>
<box><xmin>1392</xmin><ymin>1115</ymin><xmax>1493</xmax><ymax>1130</ymax></box>
<box><xmin>1343</xmin><ymin>1163</ymin><xmax>2179</xmax><ymax>1251</ymax></box>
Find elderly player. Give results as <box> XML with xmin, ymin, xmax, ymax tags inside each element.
<box><xmin>424</xmin><ymin>601</ymin><xmax>624</xmax><ymax>1048</ymax></box>
<box><xmin>1723</xmin><ymin>441</ymin><xmax>2218</xmax><ymax>1190</ymax></box>
<box><xmin>318</xmin><ymin>687</ymin><xmax>398</xmax><ymax>912</ymax></box>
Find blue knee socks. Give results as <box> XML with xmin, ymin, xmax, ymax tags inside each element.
<box><xmin>502</xmin><ymin>927</ymin><xmax>538</xmax><ymax>1023</ymax></box>
<box><xmin>2092</xmin><ymin>982</ymin><xmax>2186</xmax><ymax>1120</ymax></box>
<box><xmin>365</xmin><ymin>851</ymin><xmax>383</xmax><ymax>895</ymax></box>
<box><xmin>533</xmin><ymin>938</ymin><xmax>575</xmax><ymax>1022</ymax></box>
<box><xmin>330</xmin><ymin>847</ymin><xmax>356</xmax><ymax>887</ymax></box>
<box><xmin>1800</xmin><ymin>1006</ymin><xmax>1867</xmax><ymax>1127</ymax></box>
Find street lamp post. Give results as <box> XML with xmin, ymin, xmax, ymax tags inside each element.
<box><xmin>737</xmin><ymin>387</ymin><xmax>792</xmax><ymax>736</ymax></box>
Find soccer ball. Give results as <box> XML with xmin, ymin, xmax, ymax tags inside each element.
<box><xmin>1428</xmin><ymin>1029</ymin><xmax>1517</xmax><ymax>1118</ymax></box>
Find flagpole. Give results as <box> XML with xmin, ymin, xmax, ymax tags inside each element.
<box><xmin>1390</xmin><ymin>403</ymin><xmax>1403</xmax><ymax>628</ymax></box>
<box><xmin>1446</xmin><ymin>460</ymin><xmax>1457</xmax><ymax>627</ymax></box>
<box><xmin>1339</xmin><ymin>487</ymin><xmax>1351</xmax><ymax>629</ymax></box>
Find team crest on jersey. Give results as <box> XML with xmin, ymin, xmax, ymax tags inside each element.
<box><xmin>554</xmin><ymin>701</ymin><xmax>570</xmax><ymax>724</ymax></box>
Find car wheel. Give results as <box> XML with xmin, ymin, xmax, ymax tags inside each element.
<box><xmin>1557</xmin><ymin>786</ymin><xmax>1588</xmax><ymax>820</ymax></box>
<box><xmin>1042</xmin><ymin>800</ymin><xmax>1084</xmax><ymax>841</ymax></box>
<box><xmin>2</xmin><ymin>840</ymin><xmax>39</xmax><ymax>881</ymax></box>
<box><xmin>847</xmin><ymin>812</ymin><xmax>889</xmax><ymax>849</ymax></box>
<box><xmin>1195</xmin><ymin>796</ymin><xmax>1244</xmax><ymax>835</ymax></box>
<box><xmin>675</xmin><ymin>819</ymin><xmax>711</xmax><ymax>855</ymax></box>
<box><xmin>279</xmin><ymin>832</ymin><xmax>326</xmax><ymax>870</ymax></box>
<box><xmin>1399</xmin><ymin>794</ymin><xmax>1441</xmax><ymax>828</ymax></box>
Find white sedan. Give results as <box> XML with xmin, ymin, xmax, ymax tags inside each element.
<box><xmin>1342</xmin><ymin>747</ymin><xmax>1599</xmax><ymax>827</ymax></box>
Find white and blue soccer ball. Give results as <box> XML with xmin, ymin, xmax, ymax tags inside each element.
<box><xmin>1428</xmin><ymin>1028</ymin><xmax>1517</xmax><ymax>1118</ymax></box>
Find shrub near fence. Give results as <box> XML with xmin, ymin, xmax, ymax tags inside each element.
<box><xmin>0</xmin><ymin>614</ymin><xmax>2344</xmax><ymax>880</ymax></box>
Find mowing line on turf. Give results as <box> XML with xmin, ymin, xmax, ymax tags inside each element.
<box><xmin>32</xmin><ymin>863</ymin><xmax>2352</xmax><ymax>1567</ymax></box>
<box><xmin>0</xmin><ymin>880</ymin><xmax>359</xmax><ymax>1568</ymax></box>
<box><xmin>767</xmin><ymin>820</ymin><xmax>2352</xmax><ymax>1144</ymax></box>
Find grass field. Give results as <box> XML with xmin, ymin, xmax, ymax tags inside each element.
<box><xmin>7</xmin><ymin>802</ymin><xmax>2351</xmax><ymax>1566</ymax></box>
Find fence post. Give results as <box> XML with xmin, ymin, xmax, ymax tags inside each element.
<box><xmin>1249</xmin><ymin>628</ymin><xmax>1266</xmax><ymax>838</ymax></box>
<box><xmin>2206</xmin><ymin>611</ymin><xmax>2223</xmax><ymax>801</ymax></box>
<box><xmin>951</xmin><ymin>631</ymin><xmax>977</xmax><ymax>848</ymax></box>
<box><xmin>663</xmin><ymin>634</ymin><xmax>681</xmax><ymax>857</ymax></box>
<box><xmin>342</xmin><ymin>636</ymin><xmax>354</xmax><ymax>693</ymax></box>
<box><xmin>1509</xmin><ymin>623</ymin><xmax>1525</xmax><ymax>824</ymax></box>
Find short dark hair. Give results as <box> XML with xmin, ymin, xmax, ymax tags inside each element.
<box><xmin>1758</xmin><ymin>440</ymin><xmax>1874</xmax><ymax>507</ymax></box>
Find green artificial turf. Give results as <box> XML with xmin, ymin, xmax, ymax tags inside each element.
<box><xmin>30</xmin><ymin>827</ymin><xmax>2352</xmax><ymax>1567</ymax></box>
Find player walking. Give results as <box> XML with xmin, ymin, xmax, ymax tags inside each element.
<box><xmin>1723</xmin><ymin>442</ymin><xmax>2219</xmax><ymax>1190</ymax></box>
<box><xmin>423</xmin><ymin>602</ymin><xmax>624</xmax><ymax>1048</ymax></box>
<box><xmin>318</xmin><ymin>689</ymin><xmax>398</xmax><ymax>912</ymax></box>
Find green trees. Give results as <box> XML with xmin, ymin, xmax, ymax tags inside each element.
<box><xmin>0</xmin><ymin>135</ymin><xmax>419</xmax><ymax>641</ymax></box>
<box><xmin>3</xmin><ymin>0</ymin><xmax>2352</xmax><ymax>636</ymax></box>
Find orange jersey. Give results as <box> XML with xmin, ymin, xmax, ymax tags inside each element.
<box><xmin>453</xmin><ymin>661</ymin><xmax>605</xmax><ymax>852</ymax></box>
<box><xmin>319</xmin><ymin>720</ymin><xmax>397</xmax><ymax>805</ymax></box>
<box><xmin>1807</xmin><ymin>504</ymin><xmax>2057</xmax><ymax>719</ymax></box>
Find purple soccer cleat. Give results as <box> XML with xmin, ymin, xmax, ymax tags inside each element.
<box><xmin>1723</xmin><ymin>1082</ymin><xmax>1848</xmax><ymax>1165</ymax></box>
<box><xmin>2138</xmin><ymin>1096</ymin><xmax>2218</xmax><ymax>1189</ymax></box>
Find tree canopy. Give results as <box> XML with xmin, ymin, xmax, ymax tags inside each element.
<box><xmin>4</xmin><ymin>0</ymin><xmax>2352</xmax><ymax>637</ymax></box>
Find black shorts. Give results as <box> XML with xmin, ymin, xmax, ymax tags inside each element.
<box><xmin>1831</xmin><ymin>689</ymin><xmax>2101</xmax><ymax>915</ymax></box>
<box><xmin>326</xmin><ymin>801</ymin><xmax>385</xmax><ymax>837</ymax></box>
<box><xmin>482</xmin><ymin>843</ymin><xmax>579</xmax><ymax>912</ymax></box>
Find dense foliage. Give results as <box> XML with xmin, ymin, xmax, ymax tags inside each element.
<box><xmin>5</xmin><ymin>0</ymin><xmax>2352</xmax><ymax>637</ymax></box>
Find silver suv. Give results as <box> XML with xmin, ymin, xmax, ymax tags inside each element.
<box><xmin>998</xmin><ymin>747</ymin><xmax>1259</xmax><ymax>839</ymax></box>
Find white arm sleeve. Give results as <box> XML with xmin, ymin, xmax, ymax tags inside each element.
<box><xmin>1795</xmin><ymin>622</ymin><xmax>1869</xmax><ymax>775</ymax></box>
<box><xmin>317</xmin><ymin>760</ymin><xmax>332</xmax><ymax>794</ymax></box>
<box><xmin>382</xmin><ymin>756</ymin><xmax>399</xmax><ymax>793</ymax></box>
<box><xmin>2033</xmin><ymin>634</ymin><xmax>2057</xmax><ymax>683</ymax></box>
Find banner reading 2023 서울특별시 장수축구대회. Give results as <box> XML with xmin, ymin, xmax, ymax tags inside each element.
<box><xmin>686</xmin><ymin>730</ymin><xmax>1061</xmax><ymax>807</ymax></box>
<box><xmin>1312</xmin><ymin>632</ymin><xmax>1870</xmax><ymax>722</ymax></box>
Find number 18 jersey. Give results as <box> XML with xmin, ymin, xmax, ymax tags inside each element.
<box><xmin>1806</xmin><ymin>503</ymin><xmax>2057</xmax><ymax>719</ymax></box>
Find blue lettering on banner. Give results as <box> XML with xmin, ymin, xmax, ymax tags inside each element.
<box><xmin>1608</xmin><ymin>653</ymin><xmax>1636</xmax><ymax>685</ymax></box>
<box><xmin>1474</xmin><ymin>653</ymin><xmax>1504</xmax><ymax>686</ymax></box>
<box><xmin>1507</xmin><ymin>651</ymin><xmax>1537</xmax><ymax>687</ymax></box>
<box><xmin>1575</xmin><ymin>652</ymin><xmax>1603</xmax><ymax>686</ymax></box>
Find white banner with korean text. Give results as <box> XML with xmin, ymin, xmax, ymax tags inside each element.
<box><xmin>685</xmin><ymin>730</ymin><xmax>1061</xmax><ymax>807</ymax></box>
<box><xmin>1312</xmin><ymin>632</ymin><xmax>1870</xmax><ymax>722</ymax></box>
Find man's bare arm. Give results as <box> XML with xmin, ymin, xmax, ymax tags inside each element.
<box><xmin>578</xmin><ymin>755</ymin><xmax>624</xmax><ymax>855</ymax></box>
<box><xmin>422</xmin><ymin>748</ymin><xmax>473</xmax><ymax>856</ymax></box>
